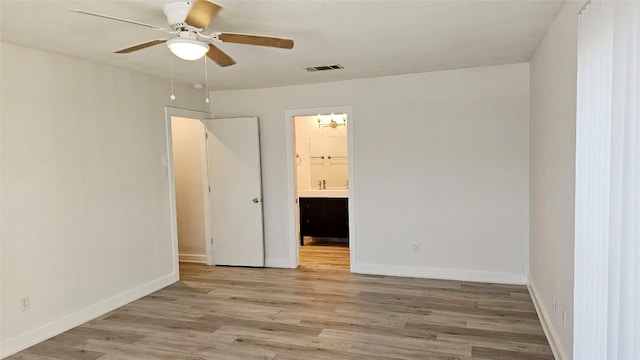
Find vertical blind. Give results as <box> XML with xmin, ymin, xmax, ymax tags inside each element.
<box><xmin>575</xmin><ymin>0</ymin><xmax>639</xmax><ymax>359</ymax></box>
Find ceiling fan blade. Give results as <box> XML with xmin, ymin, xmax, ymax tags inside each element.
<box><xmin>114</xmin><ymin>39</ymin><xmax>168</xmax><ymax>54</ymax></box>
<box><xmin>185</xmin><ymin>0</ymin><xmax>222</xmax><ymax>30</ymax></box>
<box><xmin>70</xmin><ymin>9</ymin><xmax>166</xmax><ymax>31</ymax></box>
<box><xmin>206</xmin><ymin>44</ymin><xmax>236</xmax><ymax>67</ymax></box>
<box><xmin>217</xmin><ymin>33</ymin><xmax>294</xmax><ymax>49</ymax></box>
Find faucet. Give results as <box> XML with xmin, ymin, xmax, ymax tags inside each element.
<box><xmin>322</xmin><ymin>180</ymin><xmax>326</xmax><ymax>189</ymax></box>
<box><xmin>317</xmin><ymin>180</ymin><xmax>323</xmax><ymax>190</ymax></box>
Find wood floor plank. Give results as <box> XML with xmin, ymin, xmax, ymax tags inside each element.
<box><xmin>404</xmin><ymin>322</ymin><xmax>550</xmax><ymax>345</ymax></box>
<box><xmin>4</xmin><ymin>354</ymin><xmax>57</xmax><ymax>360</ymax></box>
<box><xmin>299</xmin><ymin>237</ymin><xmax>350</xmax><ymax>270</ymax></box>
<box><xmin>8</xmin><ymin>263</ymin><xmax>552</xmax><ymax>360</ymax></box>
<box><xmin>133</xmin><ymin>335</ymin><xmax>278</xmax><ymax>360</ymax></box>
<box><xmin>472</xmin><ymin>345</ymin><xmax>554</xmax><ymax>360</ymax></box>
<box><xmin>232</xmin><ymin>336</ymin><xmax>404</xmax><ymax>360</ymax></box>
<box><xmin>437</xmin><ymin>333</ymin><xmax>554</xmax><ymax>357</ymax></box>
<box><xmin>466</xmin><ymin>317</ymin><xmax>546</xmax><ymax>335</ymax></box>
<box><xmin>75</xmin><ymin>339</ymin><xmax>221</xmax><ymax>360</ymax></box>
<box><xmin>19</xmin><ymin>340</ymin><xmax>105</xmax><ymax>360</ymax></box>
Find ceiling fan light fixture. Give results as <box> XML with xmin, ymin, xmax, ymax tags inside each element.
<box><xmin>167</xmin><ymin>38</ymin><xmax>209</xmax><ymax>61</ymax></box>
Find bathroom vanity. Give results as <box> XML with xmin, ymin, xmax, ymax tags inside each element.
<box><xmin>298</xmin><ymin>190</ymin><xmax>348</xmax><ymax>246</ymax></box>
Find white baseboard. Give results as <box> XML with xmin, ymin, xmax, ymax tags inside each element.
<box><xmin>178</xmin><ymin>253</ymin><xmax>207</xmax><ymax>263</ymax></box>
<box><xmin>0</xmin><ymin>272</ymin><xmax>179</xmax><ymax>359</ymax></box>
<box><xmin>527</xmin><ymin>276</ymin><xmax>567</xmax><ymax>360</ymax></box>
<box><xmin>352</xmin><ymin>263</ymin><xmax>527</xmax><ymax>285</ymax></box>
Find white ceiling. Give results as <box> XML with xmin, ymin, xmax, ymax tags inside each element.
<box><xmin>0</xmin><ymin>0</ymin><xmax>565</xmax><ymax>90</ymax></box>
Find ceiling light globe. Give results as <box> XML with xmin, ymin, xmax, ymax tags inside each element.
<box><xmin>167</xmin><ymin>39</ymin><xmax>209</xmax><ymax>61</ymax></box>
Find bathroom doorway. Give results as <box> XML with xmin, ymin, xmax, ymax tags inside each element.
<box><xmin>293</xmin><ymin>113</ymin><xmax>350</xmax><ymax>270</ymax></box>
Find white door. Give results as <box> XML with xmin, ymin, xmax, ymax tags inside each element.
<box><xmin>204</xmin><ymin>117</ymin><xmax>264</xmax><ymax>266</ymax></box>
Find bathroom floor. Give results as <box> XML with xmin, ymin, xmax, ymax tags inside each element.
<box><xmin>299</xmin><ymin>237</ymin><xmax>349</xmax><ymax>271</ymax></box>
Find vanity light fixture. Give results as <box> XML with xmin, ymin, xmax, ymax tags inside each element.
<box><xmin>316</xmin><ymin>113</ymin><xmax>347</xmax><ymax>128</ymax></box>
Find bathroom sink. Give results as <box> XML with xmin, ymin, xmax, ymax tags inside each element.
<box><xmin>298</xmin><ymin>189</ymin><xmax>348</xmax><ymax>198</ymax></box>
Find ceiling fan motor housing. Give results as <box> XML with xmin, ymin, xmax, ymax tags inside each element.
<box><xmin>163</xmin><ymin>2</ymin><xmax>193</xmax><ymax>30</ymax></box>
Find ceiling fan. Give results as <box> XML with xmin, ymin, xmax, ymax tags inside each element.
<box><xmin>71</xmin><ymin>0</ymin><xmax>294</xmax><ymax>67</ymax></box>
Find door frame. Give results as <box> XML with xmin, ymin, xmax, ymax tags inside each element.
<box><xmin>284</xmin><ymin>106</ymin><xmax>355</xmax><ymax>270</ymax></box>
<box><xmin>165</xmin><ymin>106</ymin><xmax>214</xmax><ymax>270</ymax></box>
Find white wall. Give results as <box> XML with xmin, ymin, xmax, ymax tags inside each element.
<box><xmin>171</xmin><ymin>117</ymin><xmax>207</xmax><ymax>263</ymax></box>
<box><xmin>210</xmin><ymin>63</ymin><xmax>530</xmax><ymax>283</ymax></box>
<box><xmin>0</xmin><ymin>42</ymin><xmax>209</xmax><ymax>357</ymax></box>
<box><xmin>294</xmin><ymin>116</ymin><xmax>316</xmax><ymax>192</ymax></box>
<box><xmin>528</xmin><ymin>1</ymin><xmax>586</xmax><ymax>359</ymax></box>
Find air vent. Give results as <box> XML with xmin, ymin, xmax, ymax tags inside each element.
<box><xmin>305</xmin><ymin>64</ymin><xmax>344</xmax><ymax>72</ymax></box>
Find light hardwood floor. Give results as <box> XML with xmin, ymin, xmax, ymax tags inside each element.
<box><xmin>9</xmin><ymin>263</ymin><xmax>552</xmax><ymax>360</ymax></box>
<box><xmin>299</xmin><ymin>237</ymin><xmax>350</xmax><ymax>271</ymax></box>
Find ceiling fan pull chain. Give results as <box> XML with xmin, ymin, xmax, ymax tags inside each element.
<box><xmin>204</xmin><ymin>55</ymin><xmax>210</xmax><ymax>104</ymax></box>
<box><xmin>169</xmin><ymin>54</ymin><xmax>176</xmax><ymax>101</ymax></box>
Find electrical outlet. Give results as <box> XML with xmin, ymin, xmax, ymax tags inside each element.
<box><xmin>18</xmin><ymin>295</ymin><xmax>30</xmax><ymax>312</ymax></box>
<box><xmin>411</xmin><ymin>242</ymin><xmax>421</xmax><ymax>253</ymax></box>
<box><xmin>553</xmin><ymin>297</ymin><xmax>557</xmax><ymax>313</ymax></box>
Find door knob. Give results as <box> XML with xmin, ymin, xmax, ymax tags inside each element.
<box><xmin>252</xmin><ymin>198</ymin><xmax>260</xmax><ymax>203</ymax></box>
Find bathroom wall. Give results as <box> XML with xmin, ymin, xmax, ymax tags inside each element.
<box><xmin>295</xmin><ymin>115</ymin><xmax>348</xmax><ymax>192</ymax></box>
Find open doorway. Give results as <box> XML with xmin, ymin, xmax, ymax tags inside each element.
<box><xmin>170</xmin><ymin>116</ymin><xmax>211</xmax><ymax>265</ymax></box>
<box><xmin>166</xmin><ymin>109</ymin><xmax>266</xmax><ymax>272</ymax></box>
<box><xmin>292</xmin><ymin>113</ymin><xmax>350</xmax><ymax>270</ymax></box>
<box><xmin>165</xmin><ymin>107</ymin><xmax>213</xmax><ymax>274</ymax></box>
